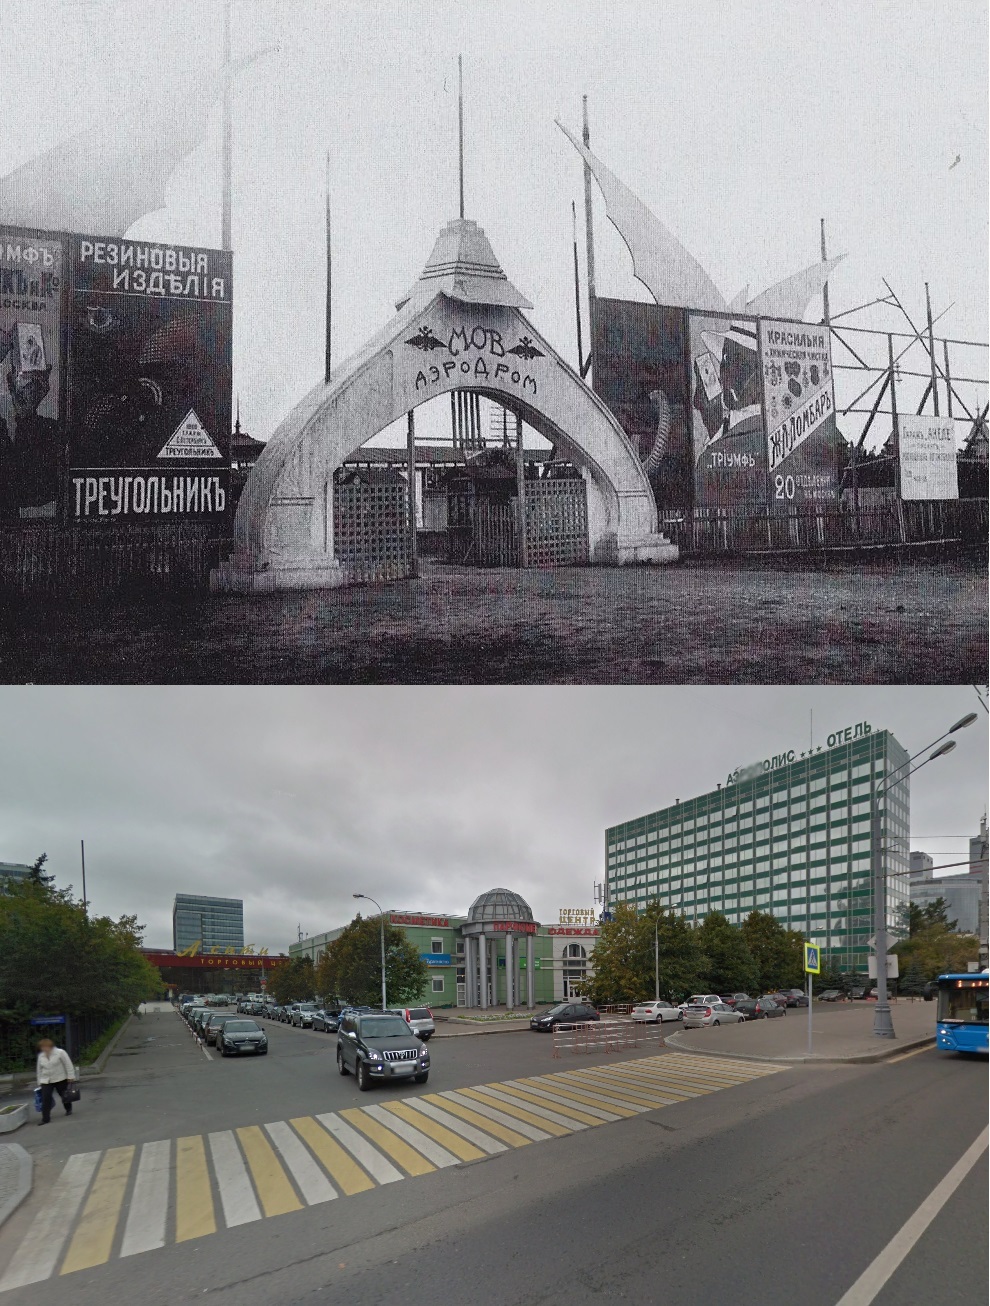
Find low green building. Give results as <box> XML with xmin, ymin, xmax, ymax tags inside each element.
<box><xmin>289</xmin><ymin>889</ymin><xmax>600</xmax><ymax>1009</ymax></box>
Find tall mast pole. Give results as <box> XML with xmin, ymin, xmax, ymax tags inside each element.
<box><xmin>925</xmin><ymin>282</ymin><xmax>939</xmax><ymax>415</ymax></box>
<box><xmin>581</xmin><ymin>96</ymin><xmax>597</xmax><ymax>382</ymax></box>
<box><xmin>458</xmin><ymin>55</ymin><xmax>465</xmax><ymax>220</ymax></box>
<box><xmin>325</xmin><ymin>151</ymin><xmax>332</xmax><ymax>383</ymax></box>
<box><xmin>572</xmin><ymin>201</ymin><xmax>585</xmax><ymax>372</ymax></box>
<box><xmin>820</xmin><ymin>218</ymin><xmax>831</xmax><ymax>329</ymax></box>
<box><xmin>221</xmin><ymin>0</ymin><xmax>233</xmax><ymax>251</ymax></box>
<box><xmin>80</xmin><ymin>839</ymin><xmax>88</xmax><ymax>918</ymax></box>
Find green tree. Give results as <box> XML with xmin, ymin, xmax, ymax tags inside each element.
<box><xmin>921</xmin><ymin>897</ymin><xmax>958</xmax><ymax>933</ymax></box>
<box><xmin>814</xmin><ymin>961</ymin><xmax>845</xmax><ymax>995</ymax></box>
<box><xmin>268</xmin><ymin>956</ymin><xmax>315</xmax><ymax>1006</ymax></box>
<box><xmin>740</xmin><ymin>911</ymin><xmax>805</xmax><ymax>992</ymax></box>
<box><xmin>315</xmin><ymin>915</ymin><xmax>429</xmax><ymax>1008</ymax></box>
<box><xmin>28</xmin><ymin>853</ymin><xmax>55</xmax><ymax>889</ymax></box>
<box><xmin>900</xmin><ymin>958</ymin><xmax>927</xmax><ymax>997</ymax></box>
<box><xmin>586</xmin><ymin>903</ymin><xmax>654</xmax><ymax>1005</ymax></box>
<box><xmin>643</xmin><ymin>903</ymin><xmax>706</xmax><ymax>1002</ymax></box>
<box><xmin>693</xmin><ymin>912</ymin><xmax>759</xmax><ymax>994</ymax></box>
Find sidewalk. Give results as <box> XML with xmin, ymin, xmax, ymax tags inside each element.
<box><xmin>665</xmin><ymin>999</ymin><xmax>937</xmax><ymax>1064</ymax></box>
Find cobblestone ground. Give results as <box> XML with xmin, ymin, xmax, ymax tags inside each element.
<box><xmin>1</xmin><ymin>554</ymin><xmax>985</xmax><ymax>684</ymax></box>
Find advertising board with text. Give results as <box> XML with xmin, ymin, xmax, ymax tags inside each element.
<box><xmin>65</xmin><ymin>235</ymin><xmax>232</xmax><ymax>522</ymax></box>
<box><xmin>898</xmin><ymin>416</ymin><xmax>958</xmax><ymax>500</ymax></box>
<box><xmin>0</xmin><ymin>226</ymin><xmax>67</xmax><ymax>522</ymax></box>
<box><xmin>758</xmin><ymin>318</ymin><xmax>838</xmax><ymax>509</ymax></box>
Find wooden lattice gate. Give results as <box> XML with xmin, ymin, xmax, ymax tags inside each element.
<box><xmin>333</xmin><ymin>481</ymin><xmax>413</xmax><ymax>582</ymax></box>
<box><xmin>524</xmin><ymin>479</ymin><xmax>589</xmax><ymax>567</ymax></box>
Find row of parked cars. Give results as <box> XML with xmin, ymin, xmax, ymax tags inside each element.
<box><xmin>248</xmin><ymin>1001</ymin><xmax>438</xmax><ymax>1040</ymax></box>
<box><xmin>178</xmin><ymin>1000</ymin><xmax>269</xmax><ymax>1056</ymax></box>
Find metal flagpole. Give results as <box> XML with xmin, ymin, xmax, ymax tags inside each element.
<box><xmin>221</xmin><ymin>0</ymin><xmax>233</xmax><ymax>251</ymax></box>
<box><xmin>458</xmin><ymin>55</ymin><xmax>465</xmax><ymax>220</ymax></box>
<box><xmin>80</xmin><ymin>839</ymin><xmax>87</xmax><ymax>918</ymax></box>
<box><xmin>572</xmin><ymin>201</ymin><xmax>585</xmax><ymax>372</ymax></box>
<box><xmin>325</xmin><ymin>152</ymin><xmax>332</xmax><ymax>383</ymax></box>
<box><xmin>581</xmin><ymin>96</ymin><xmax>596</xmax><ymax>381</ymax></box>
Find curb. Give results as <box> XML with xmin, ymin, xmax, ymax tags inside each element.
<box><xmin>0</xmin><ymin>1143</ymin><xmax>32</xmax><ymax>1229</ymax></box>
<box><xmin>435</xmin><ymin>1022</ymin><xmax>532</xmax><ymax>1038</ymax></box>
<box><xmin>664</xmin><ymin>1029</ymin><xmax>937</xmax><ymax>1064</ymax></box>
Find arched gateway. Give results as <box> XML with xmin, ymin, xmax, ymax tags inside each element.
<box><xmin>218</xmin><ymin>218</ymin><xmax>677</xmax><ymax>590</ymax></box>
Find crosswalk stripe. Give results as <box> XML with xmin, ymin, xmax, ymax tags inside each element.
<box><xmin>120</xmin><ymin>1140</ymin><xmax>170</xmax><ymax>1257</ymax></box>
<box><xmin>556</xmin><ymin>1070</ymin><xmax>685</xmax><ymax>1107</ymax></box>
<box><xmin>316</xmin><ymin>1113</ymin><xmax>404</xmax><ymax>1185</ymax></box>
<box><xmin>491</xmin><ymin>1082</ymin><xmax>605</xmax><ymax>1126</ymax></box>
<box><xmin>508</xmin><ymin>1080</ymin><xmax>623</xmax><ymax>1120</ymax></box>
<box><xmin>634</xmin><ymin>1059</ymin><xmax>757</xmax><ymax>1086</ymax></box>
<box><xmin>339</xmin><ymin>1108</ymin><xmax>437</xmax><ymax>1177</ymax></box>
<box><xmin>595</xmin><ymin>1067</ymin><xmax>709</xmax><ymax>1096</ymax></box>
<box><xmin>381</xmin><ymin>1100</ymin><xmax>488</xmax><ymax>1161</ymax></box>
<box><xmin>585</xmin><ymin>1062</ymin><xmax>709</xmax><ymax>1092</ymax></box>
<box><xmin>0</xmin><ymin>1152</ymin><xmax>100</xmax><ymax>1290</ymax></box>
<box><xmin>264</xmin><ymin>1122</ymin><xmax>337</xmax><ymax>1205</ymax></box>
<box><xmin>402</xmin><ymin>1098</ymin><xmax>507</xmax><ymax>1155</ymax></box>
<box><xmin>457</xmin><ymin>1086</ymin><xmax>574</xmax><ymax>1136</ymax></box>
<box><xmin>439</xmin><ymin>1091</ymin><xmax>549</xmax><ymax>1142</ymax></box>
<box><xmin>60</xmin><ymin>1145</ymin><xmax>135</xmax><ymax>1274</ymax></box>
<box><xmin>236</xmin><ymin>1126</ymin><xmax>303</xmax><ymax>1217</ymax></box>
<box><xmin>174</xmin><ymin>1135</ymin><xmax>216</xmax><ymax>1242</ymax></box>
<box><xmin>363</xmin><ymin>1105</ymin><xmax>462</xmax><ymax>1167</ymax></box>
<box><xmin>527</xmin><ymin>1076</ymin><xmax>643</xmax><ymax>1116</ymax></box>
<box><xmin>289</xmin><ymin>1116</ymin><xmax>374</xmax><ymax>1196</ymax></box>
<box><xmin>208</xmin><ymin>1131</ymin><xmax>262</xmax><ymax>1227</ymax></box>
<box><xmin>419</xmin><ymin>1094</ymin><xmax>528</xmax><ymax>1148</ymax></box>
<box><xmin>664</xmin><ymin>1054</ymin><xmax>776</xmax><ymax>1078</ymax></box>
<box><xmin>617</xmin><ymin>1064</ymin><xmax>739</xmax><ymax>1094</ymax></box>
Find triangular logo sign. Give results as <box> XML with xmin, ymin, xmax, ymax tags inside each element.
<box><xmin>158</xmin><ymin>409</ymin><xmax>222</xmax><ymax>459</ymax></box>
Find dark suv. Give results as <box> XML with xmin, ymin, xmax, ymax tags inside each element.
<box><xmin>336</xmin><ymin>1011</ymin><xmax>430</xmax><ymax>1091</ymax></box>
<box><xmin>530</xmin><ymin>1002</ymin><xmax>599</xmax><ymax>1031</ymax></box>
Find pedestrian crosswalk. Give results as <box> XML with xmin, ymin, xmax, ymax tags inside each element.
<box><xmin>0</xmin><ymin>1053</ymin><xmax>777</xmax><ymax>1291</ymax></box>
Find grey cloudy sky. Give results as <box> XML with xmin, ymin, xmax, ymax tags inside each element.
<box><xmin>1</xmin><ymin>686</ymin><xmax>985</xmax><ymax>950</ymax></box>
<box><xmin>3</xmin><ymin>0</ymin><xmax>986</xmax><ymax>446</ymax></box>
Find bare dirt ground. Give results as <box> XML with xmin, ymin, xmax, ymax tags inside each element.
<box><xmin>1</xmin><ymin>553</ymin><xmax>985</xmax><ymax>685</ymax></box>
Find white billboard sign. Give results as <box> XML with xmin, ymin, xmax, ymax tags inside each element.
<box><xmin>898</xmin><ymin>417</ymin><xmax>958</xmax><ymax>501</ymax></box>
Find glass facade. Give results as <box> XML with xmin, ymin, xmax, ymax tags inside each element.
<box><xmin>605</xmin><ymin>729</ymin><xmax>910</xmax><ymax>972</ymax></box>
<box><xmin>173</xmin><ymin>893</ymin><xmax>245</xmax><ymax>952</ymax></box>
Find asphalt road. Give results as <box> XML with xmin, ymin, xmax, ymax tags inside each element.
<box><xmin>1</xmin><ymin>1007</ymin><xmax>986</xmax><ymax>1306</ymax></box>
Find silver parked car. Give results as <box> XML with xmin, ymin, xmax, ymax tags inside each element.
<box><xmin>682</xmin><ymin>1001</ymin><xmax>746</xmax><ymax>1028</ymax></box>
<box><xmin>630</xmin><ymin>1000</ymin><xmax>684</xmax><ymax>1024</ymax></box>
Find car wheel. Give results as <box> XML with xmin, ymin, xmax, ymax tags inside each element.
<box><xmin>259</xmin><ymin>1048</ymin><xmax>268</xmax><ymax>1055</ymax></box>
<box><xmin>337</xmin><ymin>1049</ymin><xmax>349</xmax><ymax>1076</ymax></box>
<box><xmin>356</xmin><ymin>1059</ymin><xmax>371</xmax><ymax>1092</ymax></box>
<box><xmin>414</xmin><ymin>1072</ymin><xmax>429</xmax><ymax>1085</ymax></box>
<box><xmin>220</xmin><ymin>1046</ymin><xmax>228</xmax><ymax>1057</ymax></box>
<box><xmin>712</xmin><ymin>1019</ymin><xmax>720</xmax><ymax>1026</ymax></box>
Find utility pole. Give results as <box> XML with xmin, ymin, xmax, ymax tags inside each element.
<box><xmin>80</xmin><ymin>840</ymin><xmax>87</xmax><ymax>917</ymax></box>
<box><xmin>325</xmin><ymin>152</ymin><xmax>332</xmax><ymax>383</ymax></box>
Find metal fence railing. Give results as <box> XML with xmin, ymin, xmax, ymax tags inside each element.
<box><xmin>551</xmin><ymin>1017</ymin><xmax>666</xmax><ymax>1058</ymax></box>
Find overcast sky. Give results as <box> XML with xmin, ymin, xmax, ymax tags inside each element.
<box><xmin>1</xmin><ymin>686</ymin><xmax>985</xmax><ymax>950</ymax></box>
<box><xmin>3</xmin><ymin>0</ymin><xmax>986</xmax><ymax>449</ymax></box>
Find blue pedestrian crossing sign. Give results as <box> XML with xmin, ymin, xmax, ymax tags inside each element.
<box><xmin>804</xmin><ymin>943</ymin><xmax>821</xmax><ymax>974</ymax></box>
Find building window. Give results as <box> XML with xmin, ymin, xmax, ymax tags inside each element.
<box><xmin>431</xmin><ymin>977</ymin><xmax>445</xmax><ymax>993</ymax></box>
<box><xmin>431</xmin><ymin>938</ymin><xmax>444</xmax><ymax>954</ymax></box>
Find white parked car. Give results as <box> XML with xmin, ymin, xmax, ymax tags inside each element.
<box><xmin>682</xmin><ymin>1001</ymin><xmax>746</xmax><ymax>1028</ymax></box>
<box><xmin>678</xmin><ymin>994</ymin><xmax>722</xmax><ymax>1011</ymax></box>
<box><xmin>630</xmin><ymin>1000</ymin><xmax>684</xmax><ymax>1024</ymax></box>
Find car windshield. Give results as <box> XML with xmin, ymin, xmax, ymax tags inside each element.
<box><xmin>359</xmin><ymin>1016</ymin><xmax>411</xmax><ymax>1038</ymax></box>
<box><xmin>223</xmin><ymin>1021</ymin><xmax>261</xmax><ymax>1033</ymax></box>
<box><xmin>546</xmin><ymin>1005</ymin><xmax>570</xmax><ymax>1016</ymax></box>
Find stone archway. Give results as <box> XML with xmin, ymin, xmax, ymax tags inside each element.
<box><xmin>219</xmin><ymin>220</ymin><xmax>676</xmax><ymax>591</ymax></box>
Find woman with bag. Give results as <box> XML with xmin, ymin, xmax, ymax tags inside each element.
<box><xmin>35</xmin><ymin>1038</ymin><xmax>76</xmax><ymax>1126</ymax></box>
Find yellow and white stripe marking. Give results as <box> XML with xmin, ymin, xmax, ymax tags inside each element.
<box><xmin>0</xmin><ymin>1052</ymin><xmax>776</xmax><ymax>1290</ymax></box>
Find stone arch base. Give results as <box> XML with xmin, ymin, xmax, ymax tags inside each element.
<box><xmin>215</xmin><ymin>293</ymin><xmax>677</xmax><ymax>591</ymax></box>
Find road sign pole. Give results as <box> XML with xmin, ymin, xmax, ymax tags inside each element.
<box><xmin>807</xmin><ymin>971</ymin><xmax>812</xmax><ymax>1056</ymax></box>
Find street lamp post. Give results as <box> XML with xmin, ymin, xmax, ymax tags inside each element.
<box><xmin>872</xmin><ymin>713</ymin><xmax>977</xmax><ymax>1039</ymax></box>
<box><xmin>353</xmin><ymin>893</ymin><xmax>387</xmax><ymax>1012</ymax></box>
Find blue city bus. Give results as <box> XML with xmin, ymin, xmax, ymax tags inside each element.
<box><xmin>935</xmin><ymin>973</ymin><xmax>989</xmax><ymax>1054</ymax></box>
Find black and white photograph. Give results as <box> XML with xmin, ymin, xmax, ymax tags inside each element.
<box><xmin>0</xmin><ymin>0</ymin><xmax>985</xmax><ymax>683</ymax></box>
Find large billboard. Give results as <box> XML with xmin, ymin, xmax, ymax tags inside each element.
<box><xmin>595</xmin><ymin>297</ymin><xmax>839</xmax><ymax>512</ymax></box>
<box><xmin>0</xmin><ymin>227</ymin><xmax>67</xmax><ymax>522</ymax></box>
<box><xmin>66</xmin><ymin>235</ymin><xmax>232</xmax><ymax>522</ymax></box>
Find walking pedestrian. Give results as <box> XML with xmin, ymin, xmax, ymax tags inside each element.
<box><xmin>35</xmin><ymin>1038</ymin><xmax>75</xmax><ymax>1126</ymax></box>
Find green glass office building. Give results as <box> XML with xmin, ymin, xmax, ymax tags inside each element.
<box><xmin>605</xmin><ymin>727</ymin><xmax>910</xmax><ymax>972</ymax></box>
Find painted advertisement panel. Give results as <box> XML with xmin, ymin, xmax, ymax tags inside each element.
<box><xmin>759</xmin><ymin>318</ymin><xmax>838</xmax><ymax>508</ymax></box>
<box><xmin>688</xmin><ymin>313</ymin><xmax>767</xmax><ymax>507</ymax></box>
<box><xmin>65</xmin><ymin>235</ymin><xmax>232</xmax><ymax>522</ymax></box>
<box><xmin>0</xmin><ymin>226</ymin><xmax>66</xmax><ymax>522</ymax></box>
<box><xmin>898</xmin><ymin>416</ymin><xmax>958</xmax><ymax>500</ymax></box>
<box><xmin>591</xmin><ymin>298</ymin><xmax>693</xmax><ymax>509</ymax></box>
